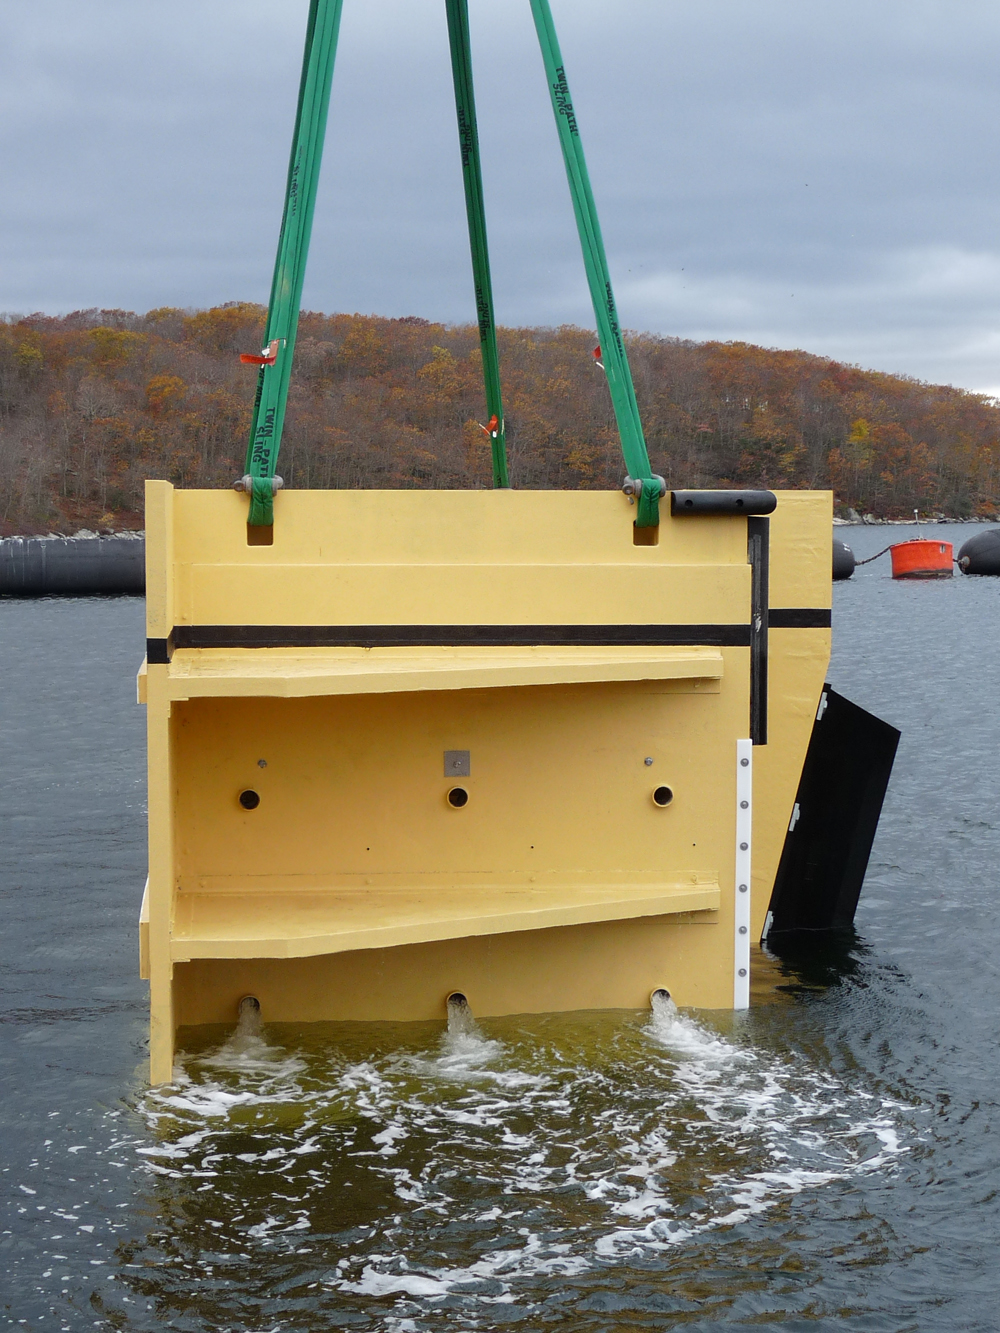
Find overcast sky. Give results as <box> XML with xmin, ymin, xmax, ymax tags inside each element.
<box><xmin>4</xmin><ymin>0</ymin><xmax>1000</xmax><ymax>393</ymax></box>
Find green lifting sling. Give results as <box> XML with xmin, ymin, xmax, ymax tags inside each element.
<box><xmin>529</xmin><ymin>0</ymin><xmax>662</xmax><ymax>527</ymax></box>
<box><xmin>240</xmin><ymin>0</ymin><xmax>661</xmax><ymax>528</ymax></box>
<box><xmin>240</xmin><ymin>0</ymin><xmax>344</xmax><ymax>528</ymax></box>
<box><xmin>445</xmin><ymin>0</ymin><xmax>509</xmax><ymax>488</ymax></box>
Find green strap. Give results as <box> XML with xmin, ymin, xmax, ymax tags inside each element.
<box><xmin>528</xmin><ymin>0</ymin><xmax>661</xmax><ymax>526</ymax></box>
<box><xmin>244</xmin><ymin>0</ymin><xmax>345</xmax><ymax>525</ymax></box>
<box><xmin>445</xmin><ymin>0</ymin><xmax>509</xmax><ymax>488</ymax></box>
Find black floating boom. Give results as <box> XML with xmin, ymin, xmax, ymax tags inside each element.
<box><xmin>957</xmin><ymin>528</ymin><xmax>1000</xmax><ymax>575</ymax></box>
<box><xmin>766</xmin><ymin>686</ymin><xmax>900</xmax><ymax>937</ymax></box>
<box><xmin>832</xmin><ymin>537</ymin><xmax>855</xmax><ymax>580</ymax></box>
<box><xmin>670</xmin><ymin>490</ymin><xmax>777</xmax><ymax>516</ymax></box>
<box><xmin>0</xmin><ymin>535</ymin><xmax>145</xmax><ymax>595</ymax></box>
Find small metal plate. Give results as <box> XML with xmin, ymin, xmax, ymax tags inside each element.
<box><xmin>444</xmin><ymin>750</ymin><xmax>470</xmax><ymax>777</ymax></box>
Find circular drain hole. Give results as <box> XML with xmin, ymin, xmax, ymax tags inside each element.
<box><xmin>239</xmin><ymin>789</ymin><xmax>261</xmax><ymax>810</ymax></box>
<box><xmin>447</xmin><ymin>786</ymin><xmax>469</xmax><ymax>808</ymax></box>
<box><xmin>652</xmin><ymin>785</ymin><xmax>674</xmax><ymax>807</ymax></box>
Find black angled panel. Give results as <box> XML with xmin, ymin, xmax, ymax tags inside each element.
<box><xmin>766</xmin><ymin>686</ymin><xmax>900</xmax><ymax>936</ymax></box>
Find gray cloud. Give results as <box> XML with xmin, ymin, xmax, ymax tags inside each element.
<box><xmin>4</xmin><ymin>0</ymin><xmax>1000</xmax><ymax>390</ymax></box>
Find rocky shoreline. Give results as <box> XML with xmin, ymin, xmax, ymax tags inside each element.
<box><xmin>834</xmin><ymin>513</ymin><xmax>995</xmax><ymax>525</ymax></box>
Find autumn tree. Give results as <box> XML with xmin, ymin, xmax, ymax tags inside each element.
<box><xmin>0</xmin><ymin>303</ymin><xmax>996</xmax><ymax>534</ymax></box>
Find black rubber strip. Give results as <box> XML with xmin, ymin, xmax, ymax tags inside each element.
<box><xmin>146</xmin><ymin>635</ymin><xmax>172</xmax><ymax>664</ymax></box>
<box><xmin>747</xmin><ymin>517</ymin><xmax>770</xmax><ymax>746</ymax></box>
<box><xmin>768</xmin><ymin>609</ymin><xmax>831</xmax><ymax>629</ymax></box>
<box><xmin>146</xmin><ymin>618</ymin><xmax>827</xmax><ymax>661</ymax></box>
<box><xmin>170</xmin><ymin>624</ymin><xmax>755</xmax><ymax>650</ymax></box>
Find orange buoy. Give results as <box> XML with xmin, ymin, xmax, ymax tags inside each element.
<box><xmin>889</xmin><ymin>538</ymin><xmax>953</xmax><ymax>579</ymax></box>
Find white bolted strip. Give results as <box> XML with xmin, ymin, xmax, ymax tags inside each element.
<box><xmin>734</xmin><ymin>739</ymin><xmax>753</xmax><ymax>1009</ymax></box>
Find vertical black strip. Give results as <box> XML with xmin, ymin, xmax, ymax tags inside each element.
<box><xmin>747</xmin><ymin>517</ymin><xmax>769</xmax><ymax>744</ymax></box>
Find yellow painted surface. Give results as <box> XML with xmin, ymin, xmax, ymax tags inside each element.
<box><xmin>173</xmin><ymin>487</ymin><xmax>750</xmax><ymax>571</ymax></box>
<box><xmin>768</xmin><ymin>490</ymin><xmax>834</xmax><ymax>609</ymax></box>
<box><xmin>750</xmin><ymin>627</ymin><xmax>830</xmax><ymax>940</ymax></box>
<box><xmin>187</xmin><ymin>563</ymin><xmax>748</xmax><ymax>628</ymax></box>
<box><xmin>167</xmin><ymin>490</ymin><xmax>751</xmax><ymax>629</ymax></box>
<box><xmin>158</xmin><ymin>645</ymin><xmax>723</xmax><ymax>700</ymax></box>
<box><xmin>172</xmin><ymin>881</ymin><xmax>719</xmax><ymax>959</ymax></box>
<box><xmin>145</xmin><ymin>662</ymin><xmax>177</xmax><ymax>1084</ymax></box>
<box><xmin>174</xmin><ymin>914</ymin><xmax>732</xmax><ymax>1027</ymax></box>
<box><xmin>172</xmin><ymin>677</ymin><xmax>745</xmax><ymax>885</ymax></box>
<box><xmin>145</xmin><ymin>480</ymin><xmax>174</xmax><ymax>640</ymax></box>
<box><xmin>140</xmin><ymin>482</ymin><xmax>831</xmax><ymax>1083</ymax></box>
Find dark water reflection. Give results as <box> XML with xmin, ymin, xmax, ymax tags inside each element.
<box><xmin>2</xmin><ymin>523</ymin><xmax>999</xmax><ymax>1330</ymax></box>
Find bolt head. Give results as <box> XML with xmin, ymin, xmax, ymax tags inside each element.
<box><xmin>739</xmin><ymin>841</ymin><xmax>749</xmax><ymax>851</ymax></box>
<box><xmin>740</xmin><ymin>799</ymin><xmax>748</xmax><ymax>809</ymax></box>
<box><xmin>740</xmin><ymin>757</ymin><xmax>749</xmax><ymax>767</ymax></box>
<box><xmin>738</xmin><ymin>968</ymin><xmax>747</xmax><ymax>977</ymax></box>
<box><xmin>738</xmin><ymin>884</ymin><xmax>748</xmax><ymax>892</ymax></box>
<box><xmin>644</xmin><ymin>756</ymin><xmax>654</xmax><ymax>766</ymax></box>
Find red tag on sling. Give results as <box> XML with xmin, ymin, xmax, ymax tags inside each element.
<box><xmin>240</xmin><ymin>339</ymin><xmax>280</xmax><ymax>366</ymax></box>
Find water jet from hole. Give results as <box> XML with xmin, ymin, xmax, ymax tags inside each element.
<box><xmin>236</xmin><ymin>995</ymin><xmax>261</xmax><ymax>1040</ymax></box>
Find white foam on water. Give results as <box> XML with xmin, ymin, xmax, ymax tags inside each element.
<box><xmin>586</xmin><ymin>1001</ymin><xmax>913</xmax><ymax>1258</ymax></box>
<box><xmin>390</xmin><ymin>1000</ymin><xmax>533</xmax><ymax>1087</ymax></box>
<box><xmin>142</xmin><ymin>1025</ymin><xmax>310</xmax><ymax>1132</ymax></box>
<box><xmin>146</xmin><ymin>1069</ymin><xmax>304</xmax><ymax>1120</ymax></box>
<box><xmin>647</xmin><ymin>990</ymin><xmax>749</xmax><ymax>1067</ymax></box>
<box><xmin>129</xmin><ymin>1002</ymin><xmax>920</xmax><ymax>1316</ymax></box>
<box><xmin>199</xmin><ymin>1033</ymin><xmax>306</xmax><ymax>1079</ymax></box>
<box><xmin>337</xmin><ymin>1232</ymin><xmax>591</xmax><ymax>1301</ymax></box>
<box><xmin>404</xmin><ymin>1026</ymin><xmax>506</xmax><ymax>1079</ymax></box>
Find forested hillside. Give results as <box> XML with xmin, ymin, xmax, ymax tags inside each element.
<box><xmin>1</xmin><ymin>302</ymin><xmax>997</xmax><ymax>534</ymax></box>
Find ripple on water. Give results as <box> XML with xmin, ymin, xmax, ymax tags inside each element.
<box><xmin>119</xmin><ymin>999</ymin><xmax>919</xmax><ymax>1326</ymax></box>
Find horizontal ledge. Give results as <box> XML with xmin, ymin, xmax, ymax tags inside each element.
<box><xmin>145</xmin><ymin>645</ymin><xmax>724</xmax><ymax>700</ymax></box>
<box><xmin>169</xmin><ymin>881</ymin><xmax>721</xmax><ymax>960</ymax></box>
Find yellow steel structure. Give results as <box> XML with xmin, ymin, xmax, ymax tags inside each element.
<box><xmin>139</xmin><ymin>482</ymin><xmax>831</xmax><ymax>1083</ymax></box>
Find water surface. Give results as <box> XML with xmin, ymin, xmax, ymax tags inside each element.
<box><xmin>2</xmin><ymin>523</ymin><xmax>999</xmax><ymax>1329</ymax></box>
